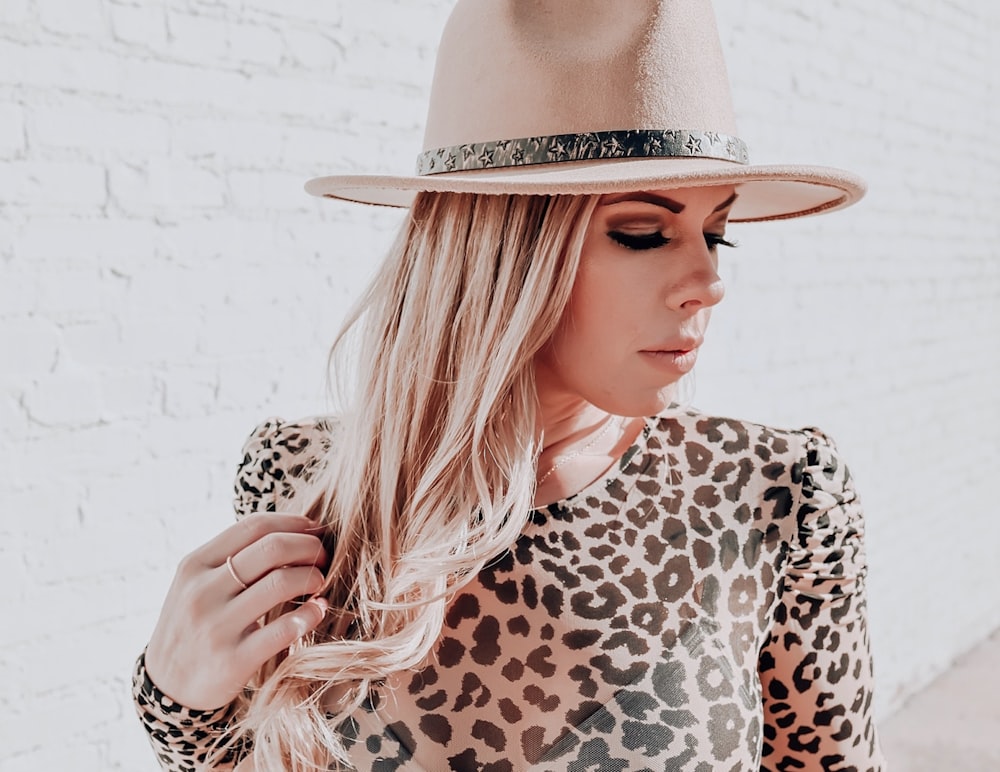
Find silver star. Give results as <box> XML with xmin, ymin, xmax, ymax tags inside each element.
<box><xmin>602</xmin><ymin>135</ymin><xmax>624</xmax><ymax>156</ymax></box>
<box><xmin>685</xmin><ymin>135</ymin><xmax>703</xmax><ymax>154</ymax></box>
<box><xmin>549</xmin><ymin>139</ymin><xmax>570</xmax><ymax>161</ymax></box>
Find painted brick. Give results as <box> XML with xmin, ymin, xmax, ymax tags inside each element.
<box><xmin>0</xmin><ymin>318</ymin><xmax>60</xmax><ymax>377</ymax></box>
<box><xmin>0</xmin><ymin>390</ymin><xmax>30</xmax><ymax>448</ymax></box>
<box><xmin>0</xmin><ymin>160</ymin><xmax>107</xmax><ymax>209</ymax></box>
<box><xmin>227</xmin><ymin>168</ymin><xmax>313</xmax><ymax>212</ymax></box>
<box><xmin>0</xmin><ymin>744</ymin><xmax>103</xmax><ymax>772</ymax></box>
<box><xmin>35</xmin><ymin>266</ymin><xmax>111</xmax><ymax>321</ymax></box>
<box><xmin>36</xmin><ymin>0</ymin><xmax>106</xmax><ymax>38</ymax></box>
<box><xmin>282</xmin><ymin>27</ymin><xmax>345</xmax><ymax>71</ymax></box>
<box><xmin>172</xmin><ymin>116</ymin><xmax>287</xmax><ymax>165</ymax></box>
<box><xmin>0</xmin><ymin>40</ymin><xmax>123</xmax><ymax>96</ymax></box>
<box><xmin>116</xmin><ymin>57</ymin><xmax>246</xmax><ymax>108</ymax></box>
<box><xmin>0</xmin><ymin>0</ymin><xmax>30</xmax><ymax>28</ymax></box>
<box><xmin>228</xmin><ymin>19</ymin><xmax>286</xmax><ymax>68</ymax></box>
<box><xmin>108</xmin><ymin>157</ymin><xmax>227</xmax><ymax>214</ymax></box>
<box><xmin>21</xmin><ymin>365</ymin><xmax>103</xmax><ymax>427</ymax></box>
<box><xmin>147</xmin><ymin>160</ymin><xmax>227</xmax><ymax>209</ymax></box>
<box><xmin>1</xmin><ymin>3</ymin><xmax>999</xmax><ymax>771</ymax></box>
<box><xmin>0</xmin><ymin>262</ymin><xmax>39</xmax><ymax>320</ymax></box>
<box><xmin>109</xmin><ymin>2</ymin><xmax>168</xmax><ymax>49</ymax></box>
<box><xmin>96</xmin><ymin>368</ymin><xmax>161</xmax><ymax>422</ymax></box>
<box><xmin>164</xmin><ymin>10</ymin><xmax>234</xmax><ymax>65</ymax></box>
<box><xmin>0</xmin><ymin>103</ymin><xmax>25</xmax><ymax>158</ymax></box>
<box><xmin>14</xmin><ymin>216</ymin><xmax>151</xmax><ymax>265</ymax></box>
<box><xmin>23</xmin><ymin>521</ymin><xmax>169</xmax><ymax>591</ymax></box>
<box><xmin>32</xmin><ymin>102</ymin><xmax>170</xmax><ymax>155</ymax></box>
<box><xmin>241</xmin><ymin>0</ymin><xmax>344</xmax><ymax>26</ymax></box>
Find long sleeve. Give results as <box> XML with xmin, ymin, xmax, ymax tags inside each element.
<box><xmin>759</xmin><ymin>428</ymin><xmax>886</xmax><ymax>771</ymax></box>
<box><xmin>132</xmin><ymin>418</ymin><xmax>331</xmax><ymax>771</ymax></box>
<box><xmin>132</xmin><ymin>652</ymin><xmax>240</xmax><ymax>772</ymax></box>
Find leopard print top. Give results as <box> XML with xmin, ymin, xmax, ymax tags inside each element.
<box><xmin>133</xmin><ymin>409</ymin><xmax>886</xmax><ymax>771</ymax></box>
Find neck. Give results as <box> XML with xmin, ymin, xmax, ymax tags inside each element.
<box><xmin>538</xmin><ymin>397</ymin><xmax>612</xmax><ymax>453</ymax></box>
<box><xmin>533</xmin><ymin>367</ymin><xmax>621</xmax><ymax>466</ymax></box>
<box><xmin>532</xmin><ymin>355</ymin><xmax>601</xmax><ymax>449</ymax></box>
<box><xmin>532</xmin><ymin>391</ymin><xmax>639</xmax><ymax>507</ymax></box>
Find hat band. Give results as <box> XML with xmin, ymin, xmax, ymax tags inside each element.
<box><xmin>416</xmin><ymin>129</ymin><xmax>749</xmax><ymax>176</ymax></box>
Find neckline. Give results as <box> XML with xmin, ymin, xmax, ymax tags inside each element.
<box><xmin>532</xmin><ymin>414</ymin><xmax>657</xmax><ymax>513</ymax></box>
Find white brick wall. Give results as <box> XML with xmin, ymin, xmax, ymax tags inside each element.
<box><xmin>0</xmin><ymin>1</ymin><xmax>997</xmax><ymax>769</ymax></box>
<box><xmin>702</xmin><ymin>0</ymin><xmax>1000</xmax><ymax>719</ymax></box>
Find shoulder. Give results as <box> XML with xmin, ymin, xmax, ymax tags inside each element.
<box><xmin>232</xmin><ymin>416</ymin><xmax>339</xmax><ymax>517</ymax></box>
<box><xmin>652</xmin><ymin>406</ymin><xmax>844</xmax><ymax>470</ymax></box>
<box><xmin>651</xmin><ymin>409</ymin><xmax>864</xmax><ymax>590</ymax></box>
<box><xmin>649</xmin><ymin>407</ymin><xmax>855</xmax><ymax>519</ymax></box>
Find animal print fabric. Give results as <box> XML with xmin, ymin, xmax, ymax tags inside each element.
<box><xmin>133</xmin><ymin>409</ymin><xmax>886</xmax><ymax>771</ymax></box>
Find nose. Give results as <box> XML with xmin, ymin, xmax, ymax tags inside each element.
<box><xmin>665</xmin><ymin>243</ymin><xmax>726</xmax><ymax>312</ymax></box>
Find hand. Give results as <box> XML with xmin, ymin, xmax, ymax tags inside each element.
<box><xmin>144</xmin><ymin>513</ymin><xmax>329</xmax><ymax>710</ymax></box>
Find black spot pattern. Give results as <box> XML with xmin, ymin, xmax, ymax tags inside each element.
<box><xmin>132</xmin><ymin>411</ymin><xmax>885</xmax><ymax>771</ymax></box>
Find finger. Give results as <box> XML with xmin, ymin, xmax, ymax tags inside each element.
<box><xmin>227</xmin><ymin>532</ymin><xmax>328</xmax><ymax>590</ymax></box>
<box><xmin>238</xmin><ymin>596</ymin><xmax>329</xmax><ymax>667</ymax></box>
<box><xmin>227</xmin><ymin>565</ymin><xmax>328</xmax><ymax>627</ymax></box>
<box><xmin>194</xmin><ymin>514</ymin><xmax>321</xmax><ymax>567</ymax></box>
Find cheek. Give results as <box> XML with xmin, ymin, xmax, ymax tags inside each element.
<box><xmin>541</xmin><ymin>281</ymin><xmax>613</xmax><ymax>377</ymax></box>
<box><xmin>560</xmin><ymin>270</ymin><xmax>630</xmax><ymax>354</ymax></box>
<box><xmin>579</xmin><ymin>263</ymin><xmax>655</xmax><ymax>345</ymax></box>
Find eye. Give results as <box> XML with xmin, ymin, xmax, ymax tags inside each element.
<box><xmin>705</xmin><ymin>234</ymin><xmax>738</xmax><ymax>250</ymax></box>
<box><xmin>609</xmin><ymin>231</ymin><xmax>670</xmax><ymax>250</ymax></box>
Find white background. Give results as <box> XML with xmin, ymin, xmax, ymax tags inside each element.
<box><xmin>1</xmin><ymin>1</ymin><xmax>998</xmax><ymax>769</ymax></box>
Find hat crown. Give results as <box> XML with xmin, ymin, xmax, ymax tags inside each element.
<box><xmin>306</xmin><ymin>0</ymin><xmax>865</xmax><ymax>221</ymax></box>
<box><xmin>422</xmin><ymin>0</ymin><xmax>739</xmax><ymax>151</ymax></box>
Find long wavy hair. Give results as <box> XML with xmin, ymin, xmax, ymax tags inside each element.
<box><xmin>213</xmin><ymin>191</ymin><xmax>601</xmax><ymax>770</ymax></box>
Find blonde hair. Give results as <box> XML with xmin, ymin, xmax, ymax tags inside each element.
<box><xmin>215</xmin><ymin>191</ymin><xmax>600</xmax><ymax>770</ymax></box>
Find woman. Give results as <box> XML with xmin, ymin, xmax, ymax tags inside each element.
<box><xmin>134</xmin><ymin>2</ymin><xmax>886</xmax><ymax>770</ymax></box>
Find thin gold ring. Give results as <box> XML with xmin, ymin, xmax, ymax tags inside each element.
<box><xmin>225</xmin><ymin>555</ymin><xmax>249</xmax><ymax>590</ymax></box>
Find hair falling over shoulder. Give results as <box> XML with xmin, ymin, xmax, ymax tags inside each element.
<box><xmin>210</xmin><ymin>191</ymin><xmax>600</xmax><ymax>770</ymax></box>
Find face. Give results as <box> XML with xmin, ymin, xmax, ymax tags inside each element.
<box><xmin>535</xmin><ymin>185</ymin><xmax>736</xmax><ymax>417</ymax></box>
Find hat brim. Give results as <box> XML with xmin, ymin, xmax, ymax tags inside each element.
<box><xmin>304</xmin><ymin>157</ymin><xmax>866</xmax><ymax>222</ymax></box>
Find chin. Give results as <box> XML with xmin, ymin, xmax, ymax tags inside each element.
<box><xmin>593</xmin><ymin>386</ymin><xmax>679</xmax><ymax>418</ymax></box>
<box><xmin>640</xmin><ymin>394</ymin><xmax>679</xmax><ymax>417</ymax></box>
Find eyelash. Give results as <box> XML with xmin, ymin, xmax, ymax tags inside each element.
<box><xmin>706</xmin><ymin>234</ymin><xmax>739</xmax><ymax>250</ymax></box>
<box><xmin>609</xmin><ymin>231</ymin><xmax>739</xmax><ymax>251</ymax></box>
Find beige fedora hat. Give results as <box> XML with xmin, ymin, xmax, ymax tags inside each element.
<box><xmin>305</xmin><ymin>0</ymin><xmax>866</xmax><ymax>222</ymax></box>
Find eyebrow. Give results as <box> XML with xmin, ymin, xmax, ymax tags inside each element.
<box><xmin>600</xmin><ymin>191</ymin><xmax>739</xmax><ymax>214</ymax></box>
<box><xmin>711</xmin><ymin>192</ymin><xmax>739</xmax><ymax>212</ymax></box>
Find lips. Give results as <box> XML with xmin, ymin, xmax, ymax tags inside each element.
<box><xmin>640</xmin><ymin>337</ymin><xmax>702</xmax><ymax>355</ymax></box>
<box><xmin>638</xmin><ymin>338</ymin><xmax>703</xmax><ymax>374</ymax></box>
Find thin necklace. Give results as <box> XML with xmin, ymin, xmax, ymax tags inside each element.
<box><xmin>537</xmin><ymin>414</ymin><xmax>622</xmax><ymax>485</ymax></box>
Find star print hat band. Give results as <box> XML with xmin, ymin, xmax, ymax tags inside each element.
<box><xmin>304</xmin><ymin>0</ymin><xmax>866</xmax><ymax>223</ymax></box>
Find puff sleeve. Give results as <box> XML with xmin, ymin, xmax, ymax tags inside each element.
<box><xmin>232</xmin><ymin>417</ymin><xmax>333</xmax><ymax>518</ymax></box>
<box><xmin>759</xmin><ymin>429</ymin><xmax>886</xmax><ymax>771</ymax></box>
<box><xmin>132</xmin><ymin>418</ymin><xmax>331</xmax><ymax>771</ymax></box>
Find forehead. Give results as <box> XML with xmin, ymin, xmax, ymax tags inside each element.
<box><xmin>597</xmin><ymin>186</ymin><xmax>738</xmax><ymax>213</ymax></box>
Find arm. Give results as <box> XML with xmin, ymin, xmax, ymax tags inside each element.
<box><xmin>759</xmin><ymin>429</ymin><xmax>886</xmax><ymax>772</ymax></box>
<box><xmin>132</xmin><ymin>419</ymin><xmax>330</xmax><ymax>771</ymax></box>
<box><xmin>132</xmin><ymin>652</ymin><xmax>242</xmax><ymax>772</ymax></box>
